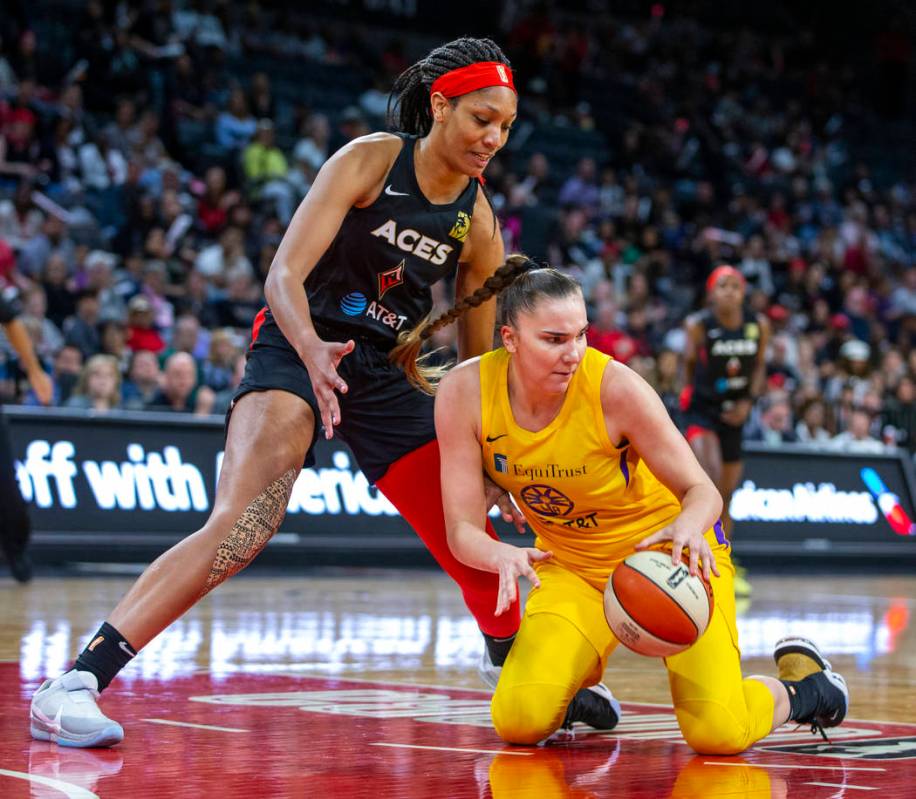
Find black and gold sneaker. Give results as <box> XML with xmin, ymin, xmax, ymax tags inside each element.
<box><xmin>775</xmin><ymin>636</ymin><xmax>831</xmax><ymax>681</ymax></box>
<box><xmin>774</xmin><ymin>637</ymin><xmax>848</xmax><ymax>740</ymax></box>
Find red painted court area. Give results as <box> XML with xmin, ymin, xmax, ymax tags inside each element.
<box><xmin>2</xmin><ymin>666</ymin><xmax>915</xmax><ymax>798</ymax></box>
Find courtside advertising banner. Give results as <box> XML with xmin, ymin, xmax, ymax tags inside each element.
<box><xmin>5</xmin><ymin>409</ymin><xmax>916</xmax><ymax>562</ymax></box>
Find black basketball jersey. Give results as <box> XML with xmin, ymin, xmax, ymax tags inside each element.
<box><xmin>690</xmin><ymin>308</ymin><xmax>760</xmax><ymax>411</ymax></box>
<box><xmin>300</xmin><ymin>134</ymin><xmax>478</xmax><ymax>349</ymax></box>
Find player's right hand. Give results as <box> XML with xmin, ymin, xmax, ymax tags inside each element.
<box><xmin>27</xmin><ymin>367</ymin><xmax>53</xmax><ymax>406</ymax></box>
<box><xmin>304</xmin><ymin>338</ymin><xmax>355</xmax><ymax>439</ymax></box>
<box><xmin>494</xmin><ymin>545</ymin><xmax>552</xmax><ymax>616</ymax></box>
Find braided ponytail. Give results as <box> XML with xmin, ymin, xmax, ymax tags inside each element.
<box><xmin>387</xmin><ymin>37</ymin><xmax>511</xmax><ymax>136</ymax></box>
<box><xmin>389</xmin><ymin>254</ymin><xmax>533</xmax><ymax>395</ymax></box>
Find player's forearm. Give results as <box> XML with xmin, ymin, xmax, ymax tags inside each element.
<box><xmin>264</xmin><ymin>263</ymin><xmax>322</xmax><ymax>361</ymax></box>
<box><xmin>447</xmin><ymin>519</ymin><xmax>509</xmax><ymax>572</ymax></box>
<box><xmin>672</xmin><ymin>483</ymin><xmax>724</xmax><ymax>537</ymax></box>
<box><xmin>4</xmin><ymin>319</ymin><xmax>43</xmax><ymax>375</ymax></box>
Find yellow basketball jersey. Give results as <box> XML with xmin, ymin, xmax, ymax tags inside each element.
<box><xmin>480</xmin><ymin>346</ymin><xmax>682</xmax><ymax>590</ymax></box>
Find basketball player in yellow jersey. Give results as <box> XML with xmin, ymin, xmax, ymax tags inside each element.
<box><xmin>435</xmin><ymin>267</ymin><xmax>850</xmax><ymax>752</ymax></box>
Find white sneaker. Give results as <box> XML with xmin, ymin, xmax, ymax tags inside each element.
<box><xmin>478</xmin><ymin>647</ymin><xmax>501</xmax><ymax>691</ymax></box>
<box><xmin>30</xmin><ymin>671</ymin><xmax>124</xmax><ymax>748</ymax></box>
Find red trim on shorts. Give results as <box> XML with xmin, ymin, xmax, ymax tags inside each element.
<box><xmin>686</xmin><ymin>424</ymin><xmax>714</xmax><ymax>443</ymax></box>
<box><xmin>249</xmin><ymin>306</ymin><xmax>268</xmax><ymax>349</ymax></box>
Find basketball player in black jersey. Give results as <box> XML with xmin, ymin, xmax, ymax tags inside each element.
<box><xmin>681</xmin><ymin>266</ymin><xmax>770</xmax><ymax>596</ymax></box>
<box><xmin>30</xmin><ymin>37</ymin><xmax>618</xmax><ymax>748</ymax></box>
<box><xmin>0</xmin><ymin>287</ymin><xmax>53</xmax><ymax>583</ymax></box>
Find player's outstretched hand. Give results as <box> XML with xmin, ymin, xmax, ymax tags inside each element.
<box><xmin>483</xmin><ymin>473</ymin><xmax>528</xmax><ymax>534</ymax></box>
<box><xmin>27</xmin><ymin>366</ymin><xmax>53</xmax><ymax>406</ymax></box>
<box><xmin>304</xmin><ymin>338</ymin><xmax>355</xmax><ymax>439</ymax></box>
<box><xmin>635</xmin><ymin>523</ymin><xmax>720</xmax><ymax>582</ymax></box>
<box><xmin>494</xmin><ymin>545</ymin><xmax>552</xmax><ymax>616</ymax></box>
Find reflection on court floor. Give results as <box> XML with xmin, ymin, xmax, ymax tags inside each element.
<box><xmin>2</xmin><ymin>571</ymin><xmax>915</xmax><ymax>797</ymax></box>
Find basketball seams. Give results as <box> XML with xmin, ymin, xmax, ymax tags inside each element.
<box><xmin>612</xmin><ymin>564</ymin><xmax>699</xmax><ymax>645</ymax></box>
<box><xmin>604</xmin><ymin>579</ymin><xmax>689</xmax><ymax>657</ymax></box>
<box><xmin>624</xmin><ymin>553</ymin><xmax>712</xmax><ymax>632</ymax></box>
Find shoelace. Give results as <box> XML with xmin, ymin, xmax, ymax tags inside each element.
<box><xmin>791</xmin><ymin>721</ymin><xmax>831</xmax><ymax>742</ymax></box>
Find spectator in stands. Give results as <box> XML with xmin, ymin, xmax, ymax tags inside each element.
<box><xmin>881</xmin><ymin>376</ymin><xmax>916</xmax><ymax>452</ymax></box>
<box><xmin>138</xmin><ymin>260</ymin><xmax>175</xmax><ymax>333</ymax></box>
<box><xmin>125</xmin><ymin>295</ymin><xmax>165</xmax><ymax>353</ymax></box>
<box><xmin>78</xmin><ymin>131</ymin><xmax>128</xmax><ymax>191</ymax></box>
<box><xmin>210</xmin><ymin>266</ymin><xmax>263</xmax><ymax>329</ymax></box>
<box><xmin>195</xmin><ymin>226</ymin><xmax>253</xmax><ymax>287</ymax></box>
<box><xmin>19</xmin><ymin>285</ymin><xmax>63</xmax><ymax>363</ymax></box>
<box><xmin>746</xmin><ymin>393</ymin><xmax>798</xmax><ymax>445</ymax></box>
<box><xmin>242</xmin><ymin>119</ymin><xmax>294</xmax><ymax>222</ymax></box>
<box><xmin>145</xmin><ymin>350</ymin><xmax>213</xmax><ymax>414</ymax></box>
<box><xmin>654</xmin><ymin>348</ymin><xmax>683</xmax><ymax>426</ymax></box>
<box><xmin>795</xmin><ymin>398</ymin><xmax>832</xmax><ymax>445</ymax></box>
<box><xmin>831</xmin><ymin>406</ymin><xmax>887</xmax><ymax>453</ymax></box>
<box><xmin>331</xmin><ymin>106</ymin><xmax>370</xmax><ymax>150</ymax></box>
<box><xmin>99</xmin><ymin>319</ymin><xmax>130</xmax><ymax>373</ymax></box>
<box><xmin>214</xmin><ymin>87</ymin><xmax>257</xmax><ymax>153</ymax></box>
<box><xmin>587</xmin><ymin>296</ymin><xmax>636</xmax><ymax>364</ymax></box>
<box><xmin>292</xmin><ymin>113</ymin><xmax>331</xmax><ymax>175</ymax></box>
<box><xmin>201</xmin><ymin>328</ymin><xmax>239</xmax><ymax>392</ymax></box>
<box><xmin>247</xmin><ymin>72</ymin><xmax>276</xmax><ymax>121</ymax></box>
<box><xmin>85</xmin><ymin>250</ymin><xmax>127</xmax><ymax>323</ymax></box>
<box><xmin>122</xmin><ymin>349</ymin><xmax>162</xmax><ymax>409</ymax></box>
<box><xmin>166</xmin><ymin>313</ymin><xmax>206</xmax><ymax>362</ymax></box>
<box><xmin>65</xmin><ymin>354</ymin><xmax>122</xmax><ymax>412</ymax></box>
<box><xmin>558</xmin><ymin>157</ymin><xmax>600</xmax><ymax>218</ymax></box>
<box><xmin>103</xmin><ymin>99</ymin><xmax>136</xmax><ymax>158</ymax></box>
<box><xmin>195</xmin><ymin>165</ymin><xmax>239</xmax><ymax>235</ymax></box>
<box><xmin>739</xmin><ymin>235</ymin><xmax>775</xmax><ymax>296</ymax></box>
<box><xmin>22</xmin><ymin>344</ymin><xmax>82</xmax><ymax>407</ymax></box>
<box><xmin>62</xmin><ymin>290</ymin><xmax>101</xmax><ymax>360</ymax></box>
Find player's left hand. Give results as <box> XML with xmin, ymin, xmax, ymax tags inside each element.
<box><xmin>483</xmin><ymin>473</ymin><xmax>527</xmax><ymax>534</ymax></box>
<box><xmin>635</xmin><ymin>523</ymin><xmax>720</xmax><ymax>582</ymax></box>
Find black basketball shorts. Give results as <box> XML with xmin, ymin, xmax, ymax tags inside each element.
<box><xmin>682</xmin><ymin>406</ymin><xmax>744</xmax><ymax>464</ymax></box>
<box><xmin>230</xmin><ymin>316</ymin><xmax>436</xmax><ymax>483</ymax></box>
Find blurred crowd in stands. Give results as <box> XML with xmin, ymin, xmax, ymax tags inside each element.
<box><xmin>0</xmin><ymin>1</ymin><xmax>913</xmax><ymax>456</ymax></box>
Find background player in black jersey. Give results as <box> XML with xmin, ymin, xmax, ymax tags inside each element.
<box><xmin>0</xmin><ymin>285</ymin><xmax>53</xmax><ymax>582</ymax></box>
<box><xmin>681</xmin><ymin>266</ymin><xmax>770</xmax><ymax>596</ymax></box>
<box><xmin>30</xmin><ymin>37</ymin><xmax>617</xmax><ymax>748</ymax></box>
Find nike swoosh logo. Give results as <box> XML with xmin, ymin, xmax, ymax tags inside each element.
<box><xmin>119</xmin><ymin>641</ymin><xmax>136</xmax><ymax>657</ymax></box>
<box><xmin>385</xmin><ymin>185</ymin><xmax>410</xmax><ymax>197</ymax></box>
<box><xmin>486</xmin><ymin>434</ymin><xmax>508</xmax><ymax>442</ymax></box>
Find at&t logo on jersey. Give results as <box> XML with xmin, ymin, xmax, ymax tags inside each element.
<box><xmin>370</xmin><ymin>220</ymin><xmax>454</xmax><ymax>265</ymax></box>
<box><xmin>366</xmin><ymin>300</ymin><xmax>408</xmax><ymax>331</ymax></box>
<box><xmin>338</xmin><ymin>291</ymin><xmax>408</xmax><ymax>330</ymax></box>
<box><xmin>339</xmin><ymin>292</ymin><xmax>368</xmax><ymax>316</ymax></box>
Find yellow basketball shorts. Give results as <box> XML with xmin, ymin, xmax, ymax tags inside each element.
<box><xmin>491</xmin><ymin>530</ymin><xmax>775</xmax><ymax>752</ymax></box>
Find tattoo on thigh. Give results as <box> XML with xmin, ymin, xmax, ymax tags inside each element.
<box><xmin>200</xmin><ymin>468</ymin><xmax>297</xmax><ymax>597</ymax></box>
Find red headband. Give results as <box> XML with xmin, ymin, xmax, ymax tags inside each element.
<box><xmin>706</xmin><ymin>265</ymin><xmax>746</xmax><ymax>294</ymax></box>
<box><xmin>429</xmin><ymin>61</ymin><xmax>516</xmax><ymax>98</ymax></box>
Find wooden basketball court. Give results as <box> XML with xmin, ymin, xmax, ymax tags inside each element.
<box><xmin>1</xmin><ymin>569</ymin><xmax>914</xmax><ymax>797</ymax></box>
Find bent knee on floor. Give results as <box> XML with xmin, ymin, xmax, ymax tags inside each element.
<box><xmin>491</xmin><ymin>684</ymin><xmax>569</xmax><ymax>745</ymax></box>
<box><xmin>678</xmin><ymin>706</ymin><xmax>753</xmax><ymax>755</ymax></box>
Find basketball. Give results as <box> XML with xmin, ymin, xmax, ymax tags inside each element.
<box><xmin>604</xmin><ymin>550</ymin><xmax>714</xmax><ymax>657</ymax></box>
